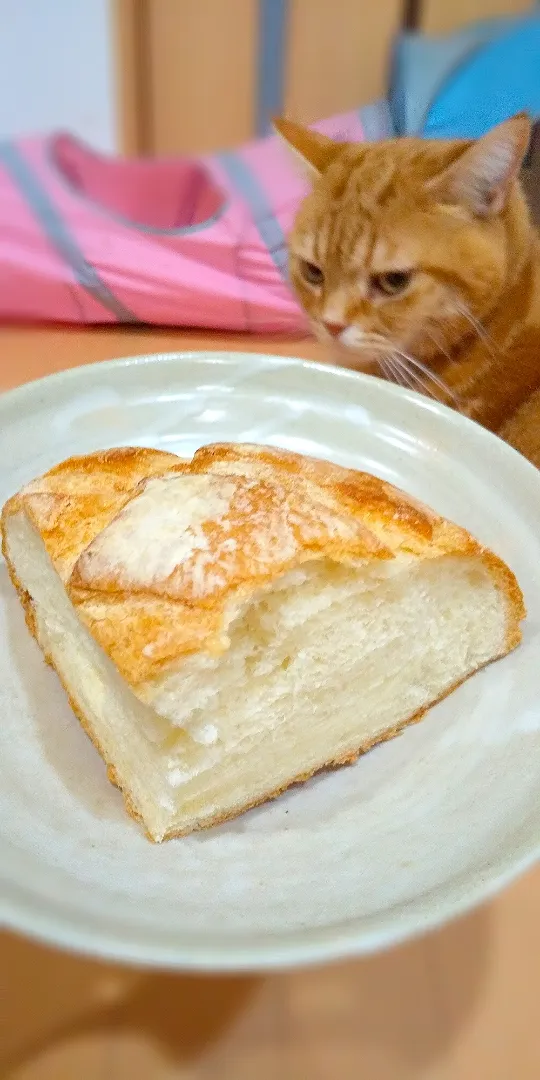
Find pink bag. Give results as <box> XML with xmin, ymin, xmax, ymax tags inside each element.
<box><xmin>0</xmin><ymin>109</ymin><xmax>365</xmax><ymax>332</ymax></box>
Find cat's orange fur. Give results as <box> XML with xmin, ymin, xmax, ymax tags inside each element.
<box><xmin>275</xmin><ymin>115</ymin><xmax>540</xmax><ymax>467</ymax></box>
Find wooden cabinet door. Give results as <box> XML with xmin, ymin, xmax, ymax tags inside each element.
<box><xmin>283</xmin><ymin>0</ymin><xmax>403</xmax><ymax>125</ymax></box>
<box><xmin>143</xmin><ymin>0</ymin><xmax>257</xmax><ymax>154</ymax></box>
<box><xmin>423</xmin><ymin>0</ymin><xmax>532</xmax><ymax>33</ymax></box>
<box><xmin>115</xmin><ymin>0</ymin><xmax>403</xmax><ymax>154</ymax></box>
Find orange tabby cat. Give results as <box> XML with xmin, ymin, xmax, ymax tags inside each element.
<box><xmin>275</xmin><ymin>115</ymin><xmax>540</xmax><ymax>467</ymax></box>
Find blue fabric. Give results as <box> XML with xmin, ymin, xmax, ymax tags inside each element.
<box><xmin>425</xmin><ymin>22</ymin><xmax>540</xmax><ymax>140</ymax></box>
<box><xmin>389</xmin><ymin>10</ymin><xmax>540</xmax><ymax>140</ymax></box>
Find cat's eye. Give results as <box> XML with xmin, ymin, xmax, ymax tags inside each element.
<box><xmin>371</xmin><ymin>270</ymin><xmax>413</xmax><ymax>297</ymax></box>
<box><xmin>300</xmin><ymin>260</ymin><xmax>324</xmax><ymax>286</ymax></box>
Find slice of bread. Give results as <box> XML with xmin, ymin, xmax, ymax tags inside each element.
<box><xmin>1</xmin><ymin>443</ymin><xmax>525</xmax><ymax>841</ymax></box>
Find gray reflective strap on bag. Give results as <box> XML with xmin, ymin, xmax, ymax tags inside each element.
<box><xmin>0</xmin><ymin>141</ymin><xmax>140</xmax><ymax>323</ymax></box>
<box><xmin>256</xmin><ymin>0</ymin><xmax>289</xmax><ymax>137</ymax></box>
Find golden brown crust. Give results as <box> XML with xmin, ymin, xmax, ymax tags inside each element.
<box><xmin>188</xmin><ymin>443</ymin><xmax>452</xmax><ymax>552</ymax></box>
<box><xmin>1</xmin><ymin>447</ymin><xmax>181</xmax><ymax>584</ymax></box>
<box><xmin>1</xmin><ymin>442</ymin><xmax>525</xmax><ymax>692</ymax></box>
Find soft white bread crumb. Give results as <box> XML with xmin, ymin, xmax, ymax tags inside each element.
<box><xmin>1</xmin><ymin>444</ymin><xmax>525</xmax><ymax>841</ymax></box>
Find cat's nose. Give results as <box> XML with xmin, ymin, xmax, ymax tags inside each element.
<box><xmin>322</xmin><ymin>320</ymin><xmax>345</xmax><ymax>339</ymax></box>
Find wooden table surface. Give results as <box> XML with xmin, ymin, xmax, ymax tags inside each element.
<box><xmin>2</xmin><ymin>324</ymin><xmax>539</xmax><ymax>1080</ymax></box>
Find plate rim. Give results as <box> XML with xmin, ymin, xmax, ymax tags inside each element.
<box><xmin>2</xmin><ymin>832</ymin><xmax>539</xmax><ymax>973</ymax></box>
<box><xmin>2</xmin><ymin>346</ymin><xmax>539</xmax><ymax>486</ymax></box>
<box><xmin>2</xmin><ymin>348</ymin><xmax>539</xmax><ymax>971</ymax></box>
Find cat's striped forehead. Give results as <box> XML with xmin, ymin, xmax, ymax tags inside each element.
<box><xmin>295</xmin><ymin>184</ymin><xmax>418</xmax><ymax>275</ymax></box>
<box><xmin>292</xmin><ymin>144</ymin><xmax>436</xmax><ymax>272</ymax></box>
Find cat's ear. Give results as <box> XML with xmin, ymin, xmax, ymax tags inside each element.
<box><xmin>430</xmin><ymin>114</ymin><xmax>532</xmax><ymax>217</ymax></box>
<box><xmin>273</xmin><ymin>117</ymin><xmax>342</xmax><ymax>179</ymax></box>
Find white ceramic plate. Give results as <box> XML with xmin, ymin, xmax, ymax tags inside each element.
<box><xmin>1</xmin><ymin>351</ymin><xmax>539</xmax><ymax>971</ymax></box>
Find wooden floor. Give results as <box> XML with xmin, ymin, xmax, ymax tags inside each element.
<box><xmin>2</xmin><ymin>325</ymin><xmax>539</xmax><ymax>1080</ymax></box>
<box><xmin>4</xmin><ymin>870</ymin><xmax>540</xmax><ymax>1079</ymax></box>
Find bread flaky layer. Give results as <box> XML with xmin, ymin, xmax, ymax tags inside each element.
<box><xmin>1</xmin><ymin>443</ymin><xmax>526</xmax><ymax>841</ymax></box>
<box><xmin>0</xmin><ymin>534</ymin><xmax>515</xmax><ymax>843</ymax></box>
<box><xmin>1</xmin><ymin>444</ymin><xmax>525</xmax><ymax>691</ymax></box>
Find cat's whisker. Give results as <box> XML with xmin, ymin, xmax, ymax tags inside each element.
<box><xmin>321</xmin><ymin>330</ymin><xmax>460</xmax><ymax>407</ymax></box>
<box><xmin>354</xmin><ymin>335</ymin><xmax>391</xmax><ymax>350</ymax></box>
<box><xmin>453</xmin><ymin>299</ymin><xmax>498</xmax><ymax>358</ymax></box>
<box><xmin>390</xmin><ymin>354</ymin><xmax>433</xmax><ymax>397</ymax></box>
<box><xmin>377</xmin><ymin>358</ymin><xmax>391</xmax><ymax>381</ymax></box>
<box><xmin>424</xmin><ymin>326</ymin><xmax>454</xmax><ymax>364</ymax></box>
<box><xmin>392</xmin><ymin>349</ymin><xmax>460</xmax><ymax>406</ymax></box>
<box><xmin>381</xmin><ymin>354</ymin><xmax>405</xmax><ymax>386</ymax></box>
<box><xmin>388</xmin><ymin>351</ymin><xmax>437</xmax><ymax>397</ymax></box>
<box><xmin>392</xmin><ymin>362</ymin><xmax>419</xmax><ymax>394</ymax></box>
<box><xmin>350</xmin><ymin>340</ymin><xmax>452</xmax><ymax>402</ymax></box>
<box><xmin>379</xmin><ymin>357</ymin><xmax>403</xmax><ymax>387</ymax></box>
